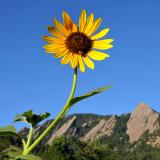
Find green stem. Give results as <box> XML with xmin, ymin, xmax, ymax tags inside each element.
<box><xmin>23</xmin><ymin>68</ymin><xmax>78</xmax><ymax>155</ymax></box>
<box><xmin>22</xmin><ymin>138</ymin><xmax>26</xmax><ymax>150</ymax></box>
<box><xmin>25</xmin><ymin>126</ymin><xmax>33</xmax><ymax>149</ymax></box>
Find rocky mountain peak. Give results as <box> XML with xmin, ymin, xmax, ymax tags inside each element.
<box><xmin>81</xmin><ymin>115</ymin><xmax>117</xmax><ymax>142</ymax></box>
<box><xmin>135</xmin><ymin>102</ymin><xmax>154</xmax><ymax>112</ymax></box>
<box><xmin>126</xmin><ymin>102</ymin><xmax>160</xmax><ymax>143</ymax></box>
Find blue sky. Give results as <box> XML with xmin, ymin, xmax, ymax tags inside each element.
<box><xmin>0</xmin><ymin>0</ymin><xmax>160</xmax><ymax>128</ymax></box>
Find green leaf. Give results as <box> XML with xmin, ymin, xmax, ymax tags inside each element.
<box><xmin>14</xmin><ymin>117</ymin><xmax>28</xmax><ymax>123</ymax></box>
<box><xmin>31</xmin><ymin>112</ymin><xmax>51</xmax><ymax>127</ymax></box>
<box><xmin>1</xmin><ymin>146</ymin><xmax>22</xmax><ymax>159</ymax></box>
<box><xmin>0</xmin><ymin>125</ymin><xmax>19</xmax><ymax>137</ymax></box>
<box><xmin>14</xmin><ymin>110</ymin><xmax>51</xmax><ymax>127</ymax></box>
<box><xmin>70</xmin><ymin>86</ymin><xmax>111</xmax><ymax>106</ymax></box>
<box><xmin>1</xmin><ymin>146</ymin><xmax>41</xmax><ymax>160</ymax></box>
<box><xmin>22</xmin><ymin>110</ymin><xmax>33</xmax><ymax>117</ymax></box>
<box><xmin>15</xmin><ymin>154</ymin><xmax>41</xmax><ymax>160</ymax></box>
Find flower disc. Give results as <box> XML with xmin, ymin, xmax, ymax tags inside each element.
<box><xmin>65</xmin><ymin>32</ymin><xmax>93</xmax><ymax>54</ymax></box>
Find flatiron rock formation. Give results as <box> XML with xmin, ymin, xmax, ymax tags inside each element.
<box><xmin>47</xmin><ymin>116</ymin><xmax>76</xmax><ymax>145</ymax></box>
<box><xmin>126</xmin><ymin>102</ymin><xmax>159</xmax><ymax>143</ymax></box>
<box><xmin>81</xmin><ymin>115</ymin><xmax>116</xmax><ymax>142</ymax></box>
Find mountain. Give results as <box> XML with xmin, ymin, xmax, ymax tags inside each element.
<box><xmin>30</xmin><ymin>102</ymin><xmax>160</xmax><ymax>146</ymax></box>
<box><xmin>126</xmin><ymin>102</ymin><xmax>160</xmax><ymax>143</ymax></box>
<box><xmin>1</xmin><ymin>102</ymin><xmax>160</xmax><ymax>160</ymax></box>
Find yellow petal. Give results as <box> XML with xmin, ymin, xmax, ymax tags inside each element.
<box><xmin>70</xmin><ymin>54</ymin><xmax>75</xmax><ymax>68</ymax></box>
<box><xmin>45</xmin><ymin>49</ymin><xmax>58</xmax><ymax>53</ymax></box>
<box><xmin>82</xmin><ymin>56</ymin><xmax>94</xmax><ymax>70</ymax></box>
<box><xmin>79</xmin><ymin>9</ymin><xmax>87</xmax><ymax>32</ymax></box>
<box><xmin>72</xmin><ymin>23</ymin><xmax>78</xmax><ymax>32</ymax></box>
<box><xmin>87</xmin><ymin>18</ymin><xmax>102</xmax><ymax>36</ymax></box>
<box><xmin>91</xmin><ymin>28</ymin><xmax>110</xmax><ymax>40</ymax></box>
<box><xmin>88</xmin><ymin>50</ymin><xmax>109</xmax><ymax>60</ymax></box>
<box><xmin>93</xmin><ymin>39</ymin><xmax>113</xmax><ymax>50</ymax></box>
<box><xmin>70</xmin><ymin>54</ymin><xmax>78</xmax><ymax>68</ymax></box>
<box><xmin>42</xmin><ymin>36</ymin><xmax>65</xmax><ymax>44</ymax></box>
<box><xmin>43</xmin><ymin>44</ymin><xmax>66</xmax><ymax>53</ymax></box>
<box><xmin>48</xmin><ymin>26</ymin><xmax>65</xmax><ymax>39</ymax></box>
<box><xmin>62</xmin><ymin>12</ymin><xmax>74</xmax><ymax>33</ymax></box>
<box><xmin>54</xmin><ymin>49</ymin><xmax>69</xmax><ymax>58</ymax></box>
<box><xmin>43</xmin><ymin>43</ymin><xmax>66</xmax><ymax>50</ymax></box>
<box><xmin>61</xmin><ymin>52</ymin><xmax>73</xmax><ymax>64</ymax></box>
<box><xmin>54</xmin><ymin>19</ymin><xmax>69</xmax><ymax>36</ymax></box>
<box><xmin>84</xmin><ymin>13</ymin><xmax>94</xmax><ymax>34</ymax></box>
<box><xmin>78</xmin><ymin>54</ymin><xmax>85</xmax><ymax>72</ymax></box>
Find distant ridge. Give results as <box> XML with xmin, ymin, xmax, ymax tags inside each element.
<box><xmin>19</xmin><ymin>102</ymin><xmax>160</xmax><ymax>147</ymax></box>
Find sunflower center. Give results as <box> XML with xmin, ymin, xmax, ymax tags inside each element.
<box><xmin>65</xmin><ymin>32</ymin><xmax>92</xmax><ymax>54</ymax></box>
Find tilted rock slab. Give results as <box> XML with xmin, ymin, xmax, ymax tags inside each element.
<box><xmin>47</xmin><ymin>116</ymin><xmax>76</xmax><ymax>145</ymax></box>
<box><xmin>81</xmin><ymin>115</ymin><xmax>116</xmax><ymax>142</ymax></box>
<box><xmin>126</xmin><ymin>102</ymin><xmax>159</xmax><ymax>143</ymax></box>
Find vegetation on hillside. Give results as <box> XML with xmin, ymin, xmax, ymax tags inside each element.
<box><xmin>1</xmin><ymin>113</ymin><xmax>160</xmax><ymax>160</ymax></box>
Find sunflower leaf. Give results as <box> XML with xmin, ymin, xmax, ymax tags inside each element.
<box><xmin>22</xmin><ymin>110</ymin><xmax>33</xmax><ymax>118</ymax></box>
<box><xmin>14</xmin><ymin>116</ymin><xmax>28</xmax><ymax>123</ymax></box>
<box><xmin>14</xmin><ymin>110</ymin><xmax>51</xmax><ymax>127</ymax></box>
<box><xmin>70</xmin><ymin>85</ymin><xmax>111</xmax><ymax>106</ymax></box>
<box><xmin>0</xmin><ymin>125</ymin><xmax>20</xmax><ymax>137</ymax></box>
<box><xmin>15</xmin><ymin>154</ymin><xmax>41</xmax><ymax>160</ymax></box>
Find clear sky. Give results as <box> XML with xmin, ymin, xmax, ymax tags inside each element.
<box><xmin>0</xmin><ymin>0</ymin><xmax>160</xmax><ymax>128</ymax></box>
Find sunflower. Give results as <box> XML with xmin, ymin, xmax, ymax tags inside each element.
<box><xmin>43</xmin><ymin>9</ymin><xmax>113</xmax><ymax>72</ymax></box>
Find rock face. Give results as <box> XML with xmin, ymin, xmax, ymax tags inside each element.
<box><xmin>81</xmin><ymin>115</ymin><xmax>116</xmax><ymax>142</ymax></box>
<box><xmin>126</xmin><ymin>102</ymin><xmax>160</xmax><ymax>143</ymax></box>
<box><xmin>19</xmin><ymin>102</ymin><xmax>160</xmax><ymax>147</ymax></box>
<box><xmin>47</xmin><ymin>116</ymin><xmax>76</xmax><ymax>145</ymax></box>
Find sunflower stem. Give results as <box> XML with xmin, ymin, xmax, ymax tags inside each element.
<box><xmin>25</xmin><ymin>126</ymin><xmax>33</xmax><ymax>150</ymax></box>
<box><xmin>22</xmin><ymin>68</ymin><xmax>78</xmax><ymax>155</ymax></box>
<box><xmin>22</xmin><ymin>138</ymin><xmax>26</xmax><ymax>151</ymax></box>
